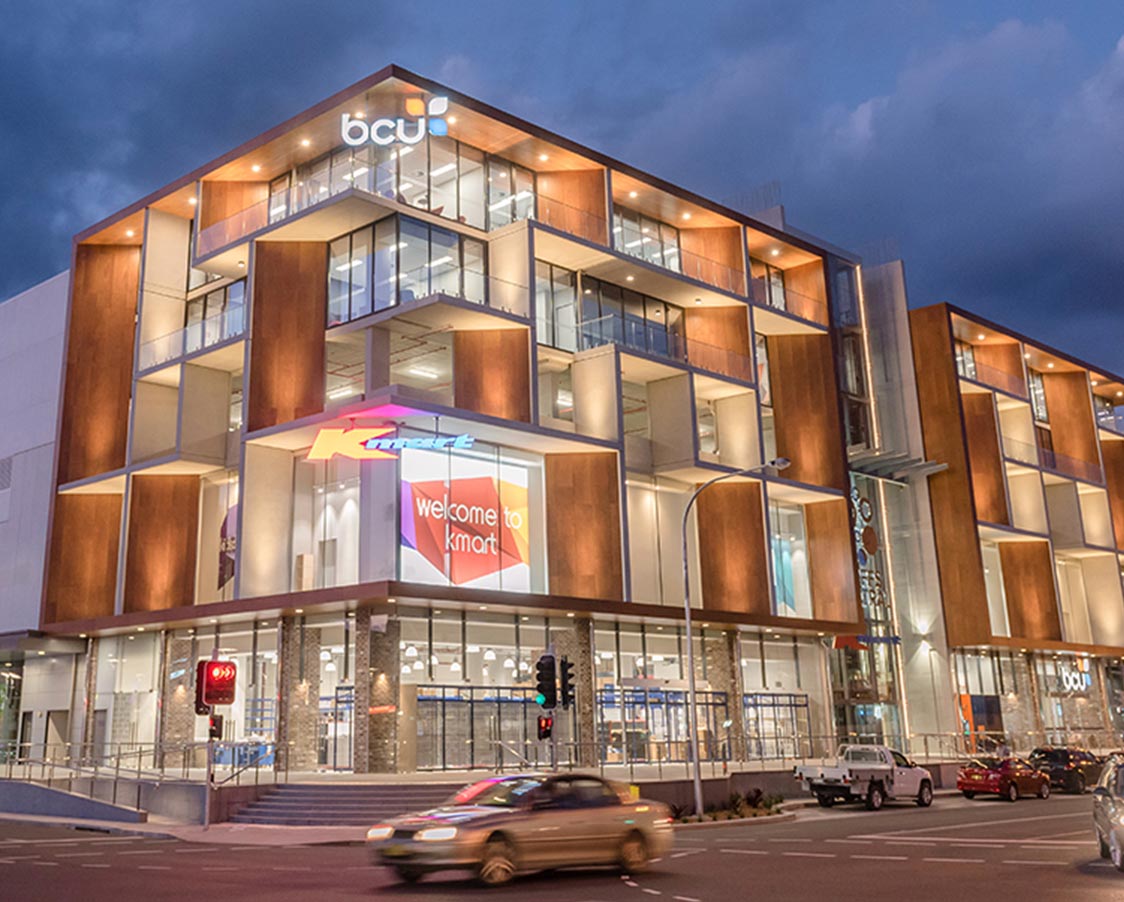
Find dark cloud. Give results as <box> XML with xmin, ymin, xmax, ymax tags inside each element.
<box><xmin>1</xmin><ymin>3</ymin><xmax>1121</xmax><ymax>369</ymax></box>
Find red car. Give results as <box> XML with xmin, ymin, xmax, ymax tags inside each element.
<box><xmin>958</xmin><ymin>756</ymin><xmax>1051</xmax><ymax>801</ymax></box>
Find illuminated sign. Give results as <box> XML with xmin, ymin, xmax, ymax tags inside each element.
<box><xmin>196</xmin><ymin>660</ymin><xmax>237</xmax><ymax>708</ymax></box>
<box><xmin>341</xmin><ymin>96</ymin><xmax>449</xmax><ymax>147</ymax></box>
<box><xmin>307</xmin><ymin>427</ymin><xmax>475</xmax><ymax>461</ymax></box>
<box><xmin>1058</xmin><ymin>661</ymin><xmax>1092</xmax><ymax>694</ymax></box>
<box><xmin>832</xmin><ymin>634</ymin><xmax>901</xmax><ymax>651</ymax></box>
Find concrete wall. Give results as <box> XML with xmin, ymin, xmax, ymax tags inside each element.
<box><xmin>0</xmin><ymin>271</ymin><xmax>68</xmax><ymax>634</ymax></box>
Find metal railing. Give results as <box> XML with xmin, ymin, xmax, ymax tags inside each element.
<box><xmin>748</xmin><ymin>276</ymin><xmax>828</xmax><ymax>325</ymax></box>
<box><xmin>1001</xmin><ymin>433</ymin><xmax>1039</xmax><ymax>465</ymax></box>
<box><xmin>1039</xmin><ymin>447</ymin><xmax>1103</xmax><ymax>483</ymax></box>
<box><xmin>138</xmin><ymin>304</ymin><xmax>246</xmax><ymax>372</ymax></box>
<box><xmin>533</xmin><ymin>193</ymin><xmax>609</xmax><ymax>246</ymax></box>
<box><xmin>576</xmin><ymin>313</ymin><xmax>754</xmax><ymax>382</ymax></box>
<box><xmin>959</xmin><ymin>360</ymin><xmax>1026</xmax><ymax>396</ymax></box>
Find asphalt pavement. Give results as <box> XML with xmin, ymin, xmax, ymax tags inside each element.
<box><xmin>0</xmin><ymin>793</ymin><xmax>1117</xmax><ymax>901</ymax></box>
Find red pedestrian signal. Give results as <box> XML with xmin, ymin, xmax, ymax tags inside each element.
<box><xmin>537</xmin><ymin>714</ymin><xmax>553</xmax><ymax>741</ymax></box>
<box><xmin>196</xmin><ymin>660</ymin><xmax>237</xmax><ymax>707</ymax></box>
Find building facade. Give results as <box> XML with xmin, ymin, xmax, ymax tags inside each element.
<box><xmin>0</xmin><ymin>65</ymin><xmax>1111</xmax><ymax>775</ymax></box>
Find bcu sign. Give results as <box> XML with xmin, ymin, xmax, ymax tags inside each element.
<box><xmin>342</xmin><ymin>96</ymin><xmax>449</xmax><ymax>147</ymax></box>
<box><xmin>308</xmin><ymin>426</ymin><xmax>475</xmax><ymax>461</ymax></box>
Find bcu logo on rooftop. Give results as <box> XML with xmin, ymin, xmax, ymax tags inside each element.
<box><xmin>341</xmin><ymin>96</ymin><xmax>449</xmax><ymax>147</ymax></box>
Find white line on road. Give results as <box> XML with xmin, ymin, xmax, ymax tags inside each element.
<box><xmin>641</xmin><ymin>890</ymin><xmax>661</xmax><ymax>896</ymax></box>
<box><xmin>782</xmin><ymin>851</ymin><xmax>836</xmax><ymax>858</ymax></box>
<box><xmin>54</xmin><ymin>851</ymin><xmax>106</xmax><ymax>858</ymax></box>
<box><xmin>952</xmin><ymin>843</ymin><xmax>1004</xmax><ymax>849</ymax></box>
<box><xmin>850</xmin><ymin>855</ymin><xmax>908</xmax><ymax>861</ymax></box>
<box><xmin>81</xmin><ymin>863</ymin><xmax>111</xmax><ymax>869</ymax></box>
<box><xmin>923</xmin><ymin>857</ymin><xmax>986</xmax><ymax>864</ymax></box>
<box><xmin>887</xmin><ymin>841</ymin><xmax>937</xmax><ymax>846</ymax></box>
<box><xmin>768</xmin><ymin>837</ymin><xmax>812</xmax><ymax>843</ymax></box>
<box><xmin>32</xmin><ymin>861</ymin><xmax>58</xmax><ymax>866</ymax></box>
<box><xmin>720</xmin><ymin>848</ymin><xmax>769</xmax><ymax>855</ymax></box>
<box><xmin>857</xmin><ymin>811</ymin><xmax>1087</xmax><ymax>837</ymax></box>
<box><xmin>118</xmin><ymin>849</ymin><xmax>163</xmax><ymax>855</ymax></box>
<box><xmin>138</xmin><ymin>865</ymin><xmax>172</xmax><ymax>870</ymax></box>
<box><xmin>1001</xmin><ymin>860</ymin><xmax>1069</xmax><ymax>866</ymax></box>
<box><xmin>673</xmin><ymin>896</ymin><xmax>702</xmax><ymax>902</ymax></box>
<box><xmin>826</xmin><ymin>839</ymin><xmax>872</xmax><ymax>845</ymax></box>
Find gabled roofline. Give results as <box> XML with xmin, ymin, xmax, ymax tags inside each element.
<box><xmin>75</xmin><ymin>63</ymin><xmax>834</xmax><ymax>259</ymax></box>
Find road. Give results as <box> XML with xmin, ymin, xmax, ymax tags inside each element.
<box><xmin>0</xmin><ymin>794</ymin><xmax>1118</xmax><ymax>901</ymax></box>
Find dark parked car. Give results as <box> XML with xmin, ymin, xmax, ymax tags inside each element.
<box><xmin>957</xmin><ymin>756</ymin><xmax>1051</xmax><ymax>802</ymax></box>
<box><xmin>1093</xmin><ymin>755</ymin><xmax>1124</xmax><ymax>871</ymax></box>
<box><xmin>1029</xmin><ymin>747</ymin><xmax>1103</xmax><ymax>794</ymax></box>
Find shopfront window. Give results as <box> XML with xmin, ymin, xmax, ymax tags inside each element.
<box><xmin>769</xmin><ymin>501</ymin><xmax>812</xmax><ymax>618</ymax></box>
<box><xmin>291</xmin><ymin>457</ymin><xmax>361</xmax><ymax>590</ymax></box>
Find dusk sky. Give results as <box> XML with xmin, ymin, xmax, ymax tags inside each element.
<box><xmin>3</xmin><ymin>2</ymin><xmax>1122</xmax><ymax>368</ymax></box>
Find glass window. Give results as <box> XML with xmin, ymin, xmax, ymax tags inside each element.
<box><xmin>770</xmin><ymin>501</ymin><xmax>812</xmax><ymax>618</ymax></box>
<box><xmin>305</xmin><ymin>156</ymin><xmax>330</xmax><ymax>206</ymax></box>
<box><xmin>429</xmin><ymin>225</ymin><xmax>460</xmax><ymax>297</ymax></box>
<box><xmin>955</xmin><ymin>340</ymin><xmax>977</xmax><ymax>380</ymax></box>
<box><xmin>756</xmin><ymin>336</ymin><xmax>772</xmax><ymax>406</ymax></box>
<box><xmin>328</xmin><ymin>236</ymin><xmax>352</xmax><ymax>326</ymax></box>
<box><xmin>396</xmin><ymin>140</ymin><xmax>429</xmax><ymax>209</ymax></box>
<box><xmin>268</xmin><ymin>174</ymin><xmax>290</xmax><ymax>223</ymax></box>
<box><xmin>373</xmin><ymin>217</ymin><xmax>398</xmax><ymax>311</ymax></box>
<box><xmin>458</xmin><ymin>145</ymin><xmax>486</xmax><ymax>229</ymax></box>
<box><xmin>513</xmin><ymin>165</ymin><xmax>535</xmax><ymax>221</ymax></box>
<box><xmin>640</xmin><ymin>216</ymin><xmax>663</xmax><ymax>267</ymax></box>
<box><xmin>463</xmin><ymin>238</ymin><xmax>486</xmax><ymax>304</ymax></box>
<box><xmin>373</xmin><ymin>143</ymin><xmax>397</xmax><ymax>201</ymax></box>
<box><xmin>1029</xmin><ymin>371</ymin><xmax>1049</xmax><ymax>423</ymax></box>
<box><xmin>398</xmin><ymin>217</ymin><xmax>429</xmax><ymax>303</ymax></box>
<box><xmin>350</xmin><ymin>226</ymin><xmax>373</xmax><ymax>321</ymax></box>
<box><xmin>487</xmin><ymin>158</ymin><xmax>514</xmax><ymax>229</ymax></box>
<box><xmin>428</xmin><ymin>136</ymin><xmax>458</xmax><ymax>217</ymax></box>
<box><xmin>330</xmin><ymin>148</ymin><xmax>353</xmax><ymax>196</ymax></box>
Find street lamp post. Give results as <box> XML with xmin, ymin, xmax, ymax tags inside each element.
<box><xmin>681</xmin><ymin>457</ymin><xmax>791</xmax><ymax>818</ymax></box>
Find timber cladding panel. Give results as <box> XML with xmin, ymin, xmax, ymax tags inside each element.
<box><xmin>683</xmin><ymin>306</ymin><xmax>753</xmax><ymax>381</ymax></box>
<box><xmin>695</xmin><ymin>481</ymin><xmax>770</xmax><ymax>615</ymax></box>
<box><xmin>453</xmin><ymin>330</ymin><xmax>531</xmax><ymax>422</ymax></box>
<box><xmin>909</xmin><ymin>305</ymin><xmax>992</xmax><ymax>647</ymax></box>
<box><xmin>123</xmin><ymin>475</ymin><xmax>201</xmax><ymax>613</ymax></box>
<box><xmin>247</xmin><ymin>242</ymin><xmax>328</xmax><ymax>432</ymax></box>
<box><xmin>536</xmin><ymin>170</ymin><xmax>608</xmax><ymax>245</ymax></box>
<box><xmin>679</xmin><ymin>226</ymin><xmax>746</xmax><ymax>294</ymax></box>
<box><xmin>781</xmin><ymin>260</ymin><xmax>829</xmax><ymax>325</ymax></box>
<box><xmin>1102</xmin><ymin>442</ymin><xmax>1124</xmax><ymax>550</ymax></box>
<box><xmin>45</xmin><ymin>494</ymin><xmax>122</xmax><ymax>623</ymax></box>
<box><xmin>199</xmin><ymin>181</ymin><xmax>269</xmax><ymax>231</ymax></box>
<box><xmin>544</xmin><ymin>452</ymin><xmax>623</xmax><ymax>600</ymax></box>
<box><xmin>804</xmin><ymin>498</ymin><xmax>860</xmax><ymax>623</ymax></box>
<box><xmin>962</xmin><ymin>392</ymin><xmax>1009</xmax><ymax>525</ymax></box>
<box><xmin>999</xmin><ymin>540</ymin><xmax>1062</xmax><ymax>641</ymax></box>
<box><xmin>765</xmin><ymin>333</ymin><xmax>847</xmax><ymax>490</ymax></box>
<box><xmin>1042</xmin><ymin>371</ymin><xmax>1100</xmax><ymax>473</ymax></box>
<box><xmin>974</xmin><ymin>341</ymin><xmax>1027</xmax><ymax>397</ymax></box>
<box><xmin>58</xmin><ymin>244</ymin><xmax>140</xmax><ymax>485</ymax></box>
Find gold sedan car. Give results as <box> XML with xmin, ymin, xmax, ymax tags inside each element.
<box><xmin>367</xmin><ymin>773</ymin><xmax>674</xmax><ymax>886</ymax></box>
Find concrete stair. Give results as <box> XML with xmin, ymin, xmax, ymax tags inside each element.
<box><xmin>228</xmin><ymin>782</ymin><xmax>465</xmax><ymax>826</ymax></box>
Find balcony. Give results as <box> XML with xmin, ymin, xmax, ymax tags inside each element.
<box><xmin>957</xmin><ymin>358</ymin><xmax>1025</xmax><ymax>396</ymax></box>
<box><xmin>138</xmin><ymin>305</ymin><xmax>246</xmax><ymax>372</ymax></box>
<box><xmin>748</xmin><ymin>276</ymin><xmax>827</xmax><ymax>325</ymax></box>
<box><xmin>575</xmin><ymin>314</ymin><xmax>753</xmax><ymax>382</ymax></box>
<box><xmin>1040</xmin><ymin>447</ymin><xmax>1102</xmax><ymax>484</ymax></box>
<box><xmin>1001</xmin><ymin>434</ymin><xmax>1039</xmax><ymax>466</ymax></box>
<box><xmin>534</xmin><ymin>193</ymin><xmax>608</xmax><ymax>246</ymax></box>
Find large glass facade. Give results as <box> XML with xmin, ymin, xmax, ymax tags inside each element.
<box><xmin>184</xmin><ymin>279</ymin><xmax>246</xmax><ymax>356</ymax></box>
<box><xmin>612</xmin><ymin>206</ymin><xmax>681</xmax><ymax>272</ymax></box>
<box><xmin>768</xmin><ymin>500</ymin><xmax>812</xmax><ymax>618</ymax></box>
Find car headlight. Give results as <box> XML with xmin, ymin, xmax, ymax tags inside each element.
<box><xmin>416</xmin><ymin>826</ymin><xmax>458</xmax><ymax>842</ymax></box>
<box><xmin>366</xmin><ymin>825</ymin><xmax>394</xmax><ymax>841</ymax></box>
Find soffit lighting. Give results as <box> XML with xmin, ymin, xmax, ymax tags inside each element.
<box><xmin>538</xmin><ymin>153</ymin><xmax>549</xmax><ymax>162</ymax></box>
<box><xmin>325</xmin><ymin>662</ymin><xmax>337</xmax><ymax>672</ymax></box>
<box><xmin>125</xmin><ymin>229</ymin><xmax>135</xmax><ymax>238</ymax></box>
<box><xmin>770</xmin><ymin>248</ymin><xmax>781</xmax><ymax>257</ymax></box>
<box><xmin>401</xmin><ymin>664</ymin><xmax>411</xmax><ymax>675</ymax></box>
<box><xmin>188</xmin><ymin>197</ymin><xmax>197</xmax><ymax>206</ymax></box>
<box><xmin>626</xmin><ymin>275</ymin><xmax>635</xmax><ymax>282</ymax></box>
<box><xmin>977</xmin><ymin>333</ymin><xmax>986</xmax><ymax>341</ymax></box>
<box><xmin>1024</xmin><ymin>352</ymin><xmax>1031</xmax><ymax>359</ymax></box>
<box><xmin>353</xmin><ymin>111</ymin><xmax>365</xmax><ymax>119</ymax></box>
<box><xmin>1047</xmin><ymin>362</ymin><xmax>1055</xmax><ymax>369</ymax></box>
<box><xmin>681</xmin><ymin>212</ymin><xmax>691</xmax><ymax>220</ymax></box>
<box><xmin>1092</xmin><ymin>380</ymin><xmax>1099</xmax><ymax>386</ymax></box>
<box><xmin>301</xmin><ymin>139</ymin><xmax>311</xmax><ymax>147</ymax></box>
<box><xmin>251</xmin><ymin>164</ymin><xmax>261</xmax><ymax>173</ymax></box>
<box><xmin>447</xmin><ymin>116</ymin><xmax>457</xmax><ymax>124</ymax></box>
<box><xmin>320</xmin><ymin>650</ymin><xmax>331</xmax><ymax>662</ymax></box>
<box><xmin>518</xmin><ymin>660</ymin><xmax>530</xmax><ymax>672</ymax></box>
<box><xmin>628</xmin><ymin>190</ymin><xmax>638</xmax><ymax>199</ymax></box>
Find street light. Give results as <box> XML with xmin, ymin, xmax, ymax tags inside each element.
<box><xmin>681</xmin><ymin>457</ymin><xmax>791</xmax><ymax>817</ymax></box>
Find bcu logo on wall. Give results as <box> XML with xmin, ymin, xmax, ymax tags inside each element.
<box><xmin>341</xmin><ymin>96</ymin><xmax>449</xmax><ymax>147</ymax></box>
<box><xmin>307</xmin><ymin>426</ymin><xmax>475</xmax><ymax>461</ymax></box>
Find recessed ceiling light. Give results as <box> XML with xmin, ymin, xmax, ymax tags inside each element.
<box><xmin>977</xmin><ymin>333</ymin><xmax>986</xmax><ymax>341</ymax></box>
<box><xmin>125</xmin><ymin>229</ymin><xmax>135</xmax><ymax>238</ymax></box>
<box><xmin>538</xmin><ymin>153</ymin><xmax>549</xmax><ymax>162</ymax></box>
<box><xmin>1092</xmin><ymin>380</ymin><xmax>1099</xmax><ymax>386</ymax></box>
<box><xmin>237</xmin><ymin>260</ymin><xmax>246</xmax><ymax>268</ymax></box>
<box><xmin>1047</xmin><ymin>362</ymin><xmax>1055</xmax><ymax>369</ymax></box>
<box><xmin>251</xmin><ymin>164</ymin><xmax>261</xmax><ymax>173</ymax></box>
<box><xmin>770</xmin><ymin>248</ymin><xmax>781</xmax><ymax>257</ymax></box>
<box><xmin>695</xmin><ymin>298</ymin><xmax>702</xmax><ymax>305</ymax></box>
<box><xmin>1117</xmin><ymin>391</ymin><xmax>1123</xmax><ymax>398</ymax></box>
<box><xmin>1024</xmin><ymin>352</ymin><xmax>1031</xmax><ymax>359</ymax></box>
<box><xmin>354</xmin><ymin>111</ymin><xmax>365</xmax><ymax>119</ymax></box>
<box><xmin>301</xmin><ymin>139</ymin><xmax>311</xmax><ymax>147</ymax></box>
<box><xmin>626</xmin><ymin>275</ymin><xmax>635</xmax><ymax>282</ymax></box>
<box><xmin>681</xmin><ymin>212</ymin><xmax>692</xmax><ymax>220</ymax></box>
<box><xmin>628</xmin><ymin>190</ymin><xmax>638</xmax><ymax>199</ymax></box>
<box><xmin>447</xmin><ymin>116</ymin><xmax>456</xmax><ymax>124</ymax></box>
<box><xmin>188</xmin><ymin>197</ymin><xmax>197</xmax><ymax>205</ymax></box>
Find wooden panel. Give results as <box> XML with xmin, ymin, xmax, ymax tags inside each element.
<box><xmin>123</xmin><ymin>475</ymin><xmax>200</xmax><ymax>614</ymax></box>
<box><xmin>683</xmin><ymin>306</ymin><xmax>753</xmax><ymax>381</ymax></box>
<box><xmin>782</xmin><ymin>259</ymin><xmax>828</xmax><ymax>325</ymax></box>
<box><xmin>695</xmin><ymin>481</ymin><xmax>770</xmax><ymax>615</ymax></box>
<box><xmin>199</xmin><ymin>180</ymin><xmax>269</xmax><ymax>231</ymax></box>
<box><xmin>678</xmin><ymin>226</ymin><xmax>745</xmax><ymax>295</ymax></box>
<box><xmin>1102</xmin><ymin>442</ymin><xmax>1124</xmax><ymax>550</ymax></box>
<box><xmin>536</xmin><ymin>170</ymin><xmax>608</xmax><ymax>245</ymax></box>
<box><xmin>962</xmin><ymin>393</ymin><xmax>1008</xmax><ymax>525</ymax></box>
<box><xmin>453</xmin><ymin>330</ymin><xmax>531</xmax><ymax>422</ymax></box>
<box><xmin>247</xmin><ymin>242</ymin><xmax>327</xmax><ymax>431</ymax></box>
<box><xmin>1043</xmin><ymin>371</ymin><xmax>1100</xmax><ymax>475</ymax></box>
<box><xmin>57</xmin><ymin>245</ymin><xmax>140</xmax><ymax>484</ymax></box>
<box><xmin>909</xmin><ymin>305</ymin><xmax>991</xmax><ymax>647</ymax></box>
<box><xmin>765</xmin><ymin>334</ymin><xmax>846</xmax><ymax>490</ymax></box>
<box><xmin>44</xmin><ymin>494</ymin><xmax>121</xmax><ymax>624</ymax></box>
<box><xmin>805</xmin><ymin>498</ymin><xmax>859</xmax><ymax>623</ymax></box>
<box><xmin>974</xmin><ymin>341</ymin><xmax>1026</xmax><ymax>396</ymax></box>
<box><xmin>999</xmin><ymin>541</ymin><xmax>1062</xmax><ymax>641</ymax></box>
<box><xmin>545</xmin><ymin>453</ymin><xmax>622</xmax><ymax>600</ymax></box>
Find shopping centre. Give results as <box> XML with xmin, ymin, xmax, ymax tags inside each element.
<box><xmin>0</xmin><ymin>64</ymin><xmax>1120</xmax><ymax>776</ymax></box>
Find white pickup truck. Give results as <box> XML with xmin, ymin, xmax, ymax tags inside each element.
<box><xmin>794</xmin><ymin>744</ymin><xmax>935</xmax><ymax>810</ymax></box>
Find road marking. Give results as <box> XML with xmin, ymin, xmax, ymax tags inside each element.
<box><xmin>923</xmin><ymin>857</ymin><xmax>985</xmax><ymax>864</ymax></box>
<box><xmin>119</xmin><ymin>849</ymin><xmax>163</xmax><ymax>855</ymax></box>
<box><xmin>769</xmin><ymin>837</ymin><xmax>812</xmax><ymax>843</ymax></box>
<box><xmin>782</xmin><ymin>851</ymin><xmax>836</xmax><ymax>858</ymax></box>
<box><xmin>174</xmin><ymin>848</ymin><xmax>218</xmax><ymax>853</ymax></box>
<box><xmin>32</xmin><ymin>861</ymin><xmax>58</xmax><ymax>867</ymax></box>
<box><xmin>81</xmin><ymin>863</ymin><xmax>111</xmax><ymax>869</ymax></box>
<box><xmin>826</xmin><ymin>839</ymin><xmax>872</xmax><ymax>845</ymax></box>
<box><xmin>203</xmin><ymin>866</ymin><xmax>239</xmax><ymax>871</ymax></box>
<box><xmin>625</xmin><ymin>880</ymin><xmax>639</xmax><ymax>887</ymax></box>
<box><xmin>138</xmin><ymin>865</ymin><xmax>172</xmax><ymax>870</ymax></box>
<box><xmin>673</xmin><ymin>896</ymin><xmax>701</xmax><ymax>902</ymax></box>
<box><xmin>857</xmin><ymin>811</ymin><xmax>1087</xmax><ymax>837</ymax></box>
<box><xmin>55</xmin><ymin>851</ymin><xmax>105</xmax><ymax>858</ymax></box>
<box><xmin>952</xmin><ymin>843</ymin><xmax>1004</xmax><ymax>849</ymax></box>
<box><xmin>851</xmin><ymin>855</ymin><xmax>908</xmax><ymax>861</ymax></box>
<box><xmin>1001</xmin><ymin>860</ymin><xmax>1069</xmax><ymax>866</ymax></box>
<box><xmin>887</xmin><ymin>841</ymin><xmax>936</xmax><ymax>846</ymax></box>
<box><xmin>642</xmin><ymin>890</ymin><xmax>661</xmax><ymax>896</ymax></box>
<box><xmin>853</xmin><ymin>836</ymin><xmax>1093</xmax><ymax>846</ymax></box>
<box><xmin>270</xmin><ymin>866</ymin><xmax>313</xmax><ymax>871</ymax></box>
<box><xmin>720</xmin><ymin>848</ymin><xmax>769</xmax><ymax>855</ymax></box>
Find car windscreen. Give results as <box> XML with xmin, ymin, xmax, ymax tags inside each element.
<box><xmin>449</xmin><ymin>777</ymin><xmax>543</xmax><ymax>807</ymax></box>
<box><xmin>842</xmin><ymin>748</ymin><xmax>883</xmax><ymax>763</ymax></box>
<box><xmin>1030</xmin><ymin>749</ymin><xmax>1066</xmax><ymax>763</ymax></box>
<box><xmin>966</xmin><ymin>757</ymin><xmax>1000</xmax><ymax>770</ymax></box>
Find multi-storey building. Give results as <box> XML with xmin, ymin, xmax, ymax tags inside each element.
<box><xmin>912</xmin><ymin>303</ymin><xmax>1124</xmax><ymax>748</ymax></box>
<box><xmin>19</xmin><ymin>64</ymin><xmax>914</xmax><ymax>772</ymax></box>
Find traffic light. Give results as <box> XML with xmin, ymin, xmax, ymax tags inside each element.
<box><xmin>559</xmin><ymin>656</ymin><xmax>576</xmax><ymax>710</ymax></box>
<box><xmin>208</xmin><ymin>713</ymin><xmax>224</xmax><ymax>740</ymax></box>
<box><xmin>534</xmin><ymin>654</ymin><xmax>557</xmax><ymax>709</ymax></box>
<box><xmin>537</xmin><ymin>714</ymin><xmax>553</xmax><ymax>741</ymax></box>
<box><xmin>196</xmin><ymin>659</ymin><xmax>237</xmax><ymax>708</ymax></box>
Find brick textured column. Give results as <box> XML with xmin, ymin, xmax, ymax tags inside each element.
<box><xmin>367</xmin><ymin>615</ymin><xmax>400</xmax><ymax>773</ymax></box>
<box><xmin>691</xmin><ymin>630</ymin><xmax>743</xmax><ymax>762</ymax></box>
<box><xmin>277</xmin><ymin>618</ymin><xmax>322</xmax><ymax>772</ymax></box>
<box><xmin>552</xmin><ymin>618</ymin><xmax>597</xmax><ymax>766</ymax></box>
<box><xmin>79</xmin><ymin>638</ymin><xmax>99</xmax><ymax>762</ymax></box>
<box><xmin>159</xmin><ymin>633</ymin><xmax>196</xmax><ymax>766</ymax></box>
<box><xmin>352</xmin><ymin>608</ymin><xmax>372</xmax><ymax>773</ymax></box>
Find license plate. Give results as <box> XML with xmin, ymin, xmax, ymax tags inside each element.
<box><xmin>382</xmin><ymin>845</ymin><xmax>410</xmax><ymax>858</ymax></box>
<box><xmin>972</xmin><ymin>775</ymin><xmax>982</xmax><ymax>780</ymax></box>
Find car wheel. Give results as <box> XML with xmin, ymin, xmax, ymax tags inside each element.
<box><xmin>816</xmin><ymin>794</ymin><xmax>835</xmax><ymax>808</ymax></box>
<box><xmin>866</xmin><ymin>784</ymin><xmax>885</xmax><ymax>811</ymax></box>
<box><xmin>478</xmin><ymin>835</ymin><xmax>516</xmax><ymax>887</ymax></box>
<box><xmin>619</xmin><ymin>831</ymin><xmax>649</xmax><ymax>874</ymax></box>
<box><xmin>962</xmin><ymin>791</ymin><xmax>976</xmax><ymax>800</ymax></box>
<box><xmin>1111</xmin><ymin>830</ymin><xmax>1124</xmax><ymax>873</ymax></box>
<box><xmin>394</xmin><ymin>867</ymin><xmax>423</xmax><ymax>884</ymax></box>
<box><xmin>1074</xmin><ymin>774</ymin><xmax>1087</xmax><ymax>795</ymax></box>
<box><xmin>1006</xmin><ymin>782</ymin><xmax>1019</xmax><ymax>803</ymax></box>
<box><xmin>917</xmin><ymin>782</ymin><xmax>933</xmax><ymax>808</ymax></box>
<box><xmin>1099</xmin><ymin>828</ymin><xmax>1111</xmax><ymax>860</ymax></box>
<box><xmin>1038</xmin><ymin>781</ymin><xmax>1050</xmax><ymax>800</ymax></box>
